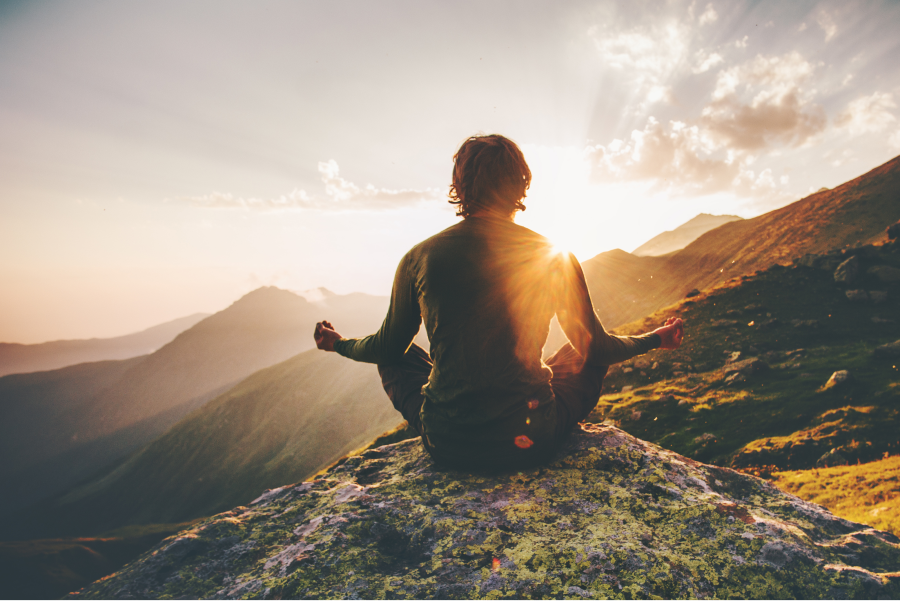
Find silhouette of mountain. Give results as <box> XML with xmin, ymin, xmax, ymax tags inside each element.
<box><xmin>10</xmin><ymin>349</ymin><xmax>399</xmax><ymax>540</ymax></box>
<box><xmin>581</xmin><ymin>154</ymin><xmax>900</xmax><ymax>331</ymax></box>
<box><xmin>0</xmin><ymin>287</ymin><xmax>390</xmax><ymax>519</ymax></box>
<box><xmin>0</xmin><ymin>313</ymin><xmax>209</xmax><ymax>377</ymax></box>
<box><xmin>632</xmin><ymin>213</ymin><xmax>743</xmax><ymax>257</ymax></box>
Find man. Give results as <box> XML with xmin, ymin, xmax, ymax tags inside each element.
<box><xmin>314</xmin><ymin>134</ymin><xmax>683</xmax><ymax>471</ymax></box>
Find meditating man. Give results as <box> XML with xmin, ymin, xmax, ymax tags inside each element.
<box><xmin>314</xmin><ymin>134</ymin><xmax>684</xmax><ymax>470</ymax></box>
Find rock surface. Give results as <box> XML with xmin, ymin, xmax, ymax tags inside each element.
<box><xmin>833</xmin><ymin>256</ymin><xmax>859</xmax><ymax>284</ymax></box>
<box><xmin>71</xmin><ymin>424</ymin><xmax>900</xmax><ymax>600</ymax></box>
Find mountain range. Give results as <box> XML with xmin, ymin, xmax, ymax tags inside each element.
<box><xmin>0</xmin><ymin>313</ymin><xmax>209</xmax><ymax>377</ymax></box>
<box><xmin>631</xmin><ymin>213</ymin><xmax>743</xmax><ymax>257</ymax></box>
<box><xmin>0</xmin><ymin>287</ymin><xmax>391</xmax><ymax>517</ymax></box>
<box><xmin>581</xmin><ymin>154</ymin><xmax>900</xmax><ymax>331</ymax></box>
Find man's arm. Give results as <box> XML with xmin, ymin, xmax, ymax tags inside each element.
<box><xmin>316</xmin><ymin>252</ymin><xmax>422</xmax><ymax>364</ymax></box>
<box><xmin>555</xmin><ymin>252</ymin><xmax>682</xmax><ymax>365</ymax></box>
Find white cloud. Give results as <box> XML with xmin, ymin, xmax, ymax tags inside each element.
<box><xmin>735</xmin><ymin>35</ymin><xmax>748</xmax><ymax>48</ymax></box>
<box><xmin>585</xmin><ymin>117</ymin><xmax>741</xmax><ymax>196</ymax></box>
<box><xmin>693</xmin><ymin>50</ymin><xmax>724</xmax><ymax>74</ymax></box>
<box><xmin>798</xmin><ymin>22</ymin><xmax>808</xmax><ymax>32</ymax></box>
<box><xmin>702</xmin><ymin>52</ymin><xmax>826</xmax><ymax>150</ymax></box>
<box><xmin>816</xmin><ymin>10</ymin><xmax>837</xmax><ymax>41</ymax></box>
<box><xmin>835</xmin><ymin>92</ymin><xmax>897</xmax><ymax>134</ymax></box>
<box><xmin>698</xmin><ymin>3</ymin><xmax>718</xmax><ymax>26</ymax></box>
<box><xmin>181</xmin><ymin>161</ymin><xmax>440</xmax><ymax>212</ymax></box>
<box><xmin>890</xmin><ymin>130</ymin><xmax>900</xmax><ymax>150</ymax></box>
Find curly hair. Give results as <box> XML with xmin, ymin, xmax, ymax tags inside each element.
<box><xmin>448</xmin><ymin>134</ymin><xmax>532</xmax><ymax>218</ymax></box>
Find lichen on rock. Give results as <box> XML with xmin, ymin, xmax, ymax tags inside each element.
<box><xmin>71</xmin><ymin>424</ymin><xmax>900</xmax><ymax>600</ymax></box>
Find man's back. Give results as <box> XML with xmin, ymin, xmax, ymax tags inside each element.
<box><xmin>410</xmin><ymin>214</ymin><xmax>564</xmax><ymax>442</ymax></box>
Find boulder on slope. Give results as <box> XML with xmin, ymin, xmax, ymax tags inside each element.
<box><xmin>72</xmin><ymin>424</ymin><xmax>900</xmax><ymax>600</ymax></box>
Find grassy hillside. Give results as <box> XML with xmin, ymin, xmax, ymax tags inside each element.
<box><xmin>0</xmin><ymin>313</ymin><xmax>209</xmax><ymax>377</ymax></box>
<box><xmin>587</xmin><ymin>240</ymin><xmax>900</xmax><ymax>473</ymax></box>
<box><xmin>582</xmin><ymin>153</ymin><xmax>900</xmax><ymax>329</ymax></box>
<box><xmin>10</xmin><ymin>348</ymin><xmax>401</xmax><ymax>540</ymax></box>
<box><xmin>771</xmin><ymin>455</ymin><xmax>900</xmax><ymax>536</ymax></box>
<box><xmin>0</xmin><ymin>286</ymin><xmax>390</xmax><ymax>519</ymax></box>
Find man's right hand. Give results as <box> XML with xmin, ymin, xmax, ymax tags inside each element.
<box><xmin>314</xmin><ymin>320</ymin><xmax>342</xmax><ymax>352</ymax></box>
<box><xmin>652</xmin><ymin>317</ymin><xmax>684</xmax><ymax>350</ymax></box>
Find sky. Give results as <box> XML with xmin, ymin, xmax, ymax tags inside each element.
<box><xmin>1</xmin><ymin>0</ymin><xmax>899</xmax><ymax>343</ymax></box>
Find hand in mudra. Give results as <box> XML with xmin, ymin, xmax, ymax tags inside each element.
<box><xmin>652</xmin><ymin>317</ymin><xmax>684</xmax><ymax>350</ymax></box>
<box><xmin>314</xmin><ymin>320</ymin><xmax>342</xmax><ymax>352</ymax></box>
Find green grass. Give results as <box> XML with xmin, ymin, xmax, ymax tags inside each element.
<box><xmin>770</xmin><ymin>455</ymin><xmax>900</xmax><ymax>536</ymax></box>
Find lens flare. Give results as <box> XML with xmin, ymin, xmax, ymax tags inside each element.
<box><xmin>514</xmin><ymin>435</ymin><xmax>534</xmax><ymax>449</ymax></box>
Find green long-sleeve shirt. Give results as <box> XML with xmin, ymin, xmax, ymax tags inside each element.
<box><xmin>335</xmin><ymin>214</ymin><xmax>659</xmax><ymax>451</ymax></box>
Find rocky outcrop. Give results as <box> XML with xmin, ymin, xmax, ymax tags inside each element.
<box><xmin>72</xmin><ymin>424</ymin><xmax>899</xmax><ymax>600</ymax></box>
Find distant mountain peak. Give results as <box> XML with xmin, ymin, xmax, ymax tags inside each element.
<box><xmin>633</xmin><ymin>214</ymin><xmax>744</xmax><ymax>257</ymax></box>
<box><xmin>295</xmin><ymin>287</ymin><xmax>337</xmax><ymax>303</ymax></box>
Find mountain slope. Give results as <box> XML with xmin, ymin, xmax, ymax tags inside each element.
<box><xmin>632</xmin><ymin>213</ymin><xmax>743</xmax><ymax>256</ymax></box>
<box><xmin>13</xmin><ymin>349</ymin><xmax>399</xmax><ymax>539</ymax></box>
<box><xmin>0</xmin><ymin>313</ymin><xmax>209</xmax><ymax>377</ymax></box>
<box><xmin>582</xmin><ymin>154</ymin><xmax>900</xmax><ymax>329</ymax></box>
<box><xmin>0</xmin><ymin>287</ymin><xmax>390</xmax><ymax>516</ymax></box>
<box><xmin>587</xmin><ymin>239</ymin><xmax>900</xmax><ymax>478</ymax></box>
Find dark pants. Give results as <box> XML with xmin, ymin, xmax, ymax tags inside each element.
<box><xmin>377</xmin><ymin>343</ymin><xmax>607</xmax><ymax>468</ymax></box>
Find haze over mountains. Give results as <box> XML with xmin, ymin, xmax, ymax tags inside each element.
<box><xmin>631</xmin><ymin>213</ymin><xmax>743</xmax><ymax>257</ymax></box>
<box><xmin>0</xmin><ymin>287</ymin><xmax>391</xmax><ymax>516</ymax></box>
<box><xmin>0</xmin><ymin>313</ymin><xmax>209</xmax><ymax>377</ymax></box>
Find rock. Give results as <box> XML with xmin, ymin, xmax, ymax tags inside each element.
<box><xmin>743</xmin><ymin>303</ymin><xmax>765</xmax><ymax>312</ymax></box>
<box><xmin>845</xmin><ymin>289</ymin><xmax>868</xmax><ymax>301</ymax></box>
<box><xmin>69</xmin><ymin>424</ymin><xmax>900</xmax><ymax>600</ymax></box>
<box><xmin>651</xmin><ymin>362</ymin><xmax>658</xmax><ymax>370</ymax></box>
<box><xmin>817</xmin><ymin>448</ymin><xmax>850</xmax><ymax>468</ymax></box>
<box><xmin>629</xmin><ymin>410</ymin><xmax>643</xmax><ymax>421</ymax></box>
<box><xmin>725</xmin><ymin>358</ymin><xmax>770</xmax><ymax>377</ymax></box>
<box><xmin>677</xmin><ymin>399</ymin><xmax>691</xmax><ymax>406</ymax></box>
<box><xmin>868</xmin><ymin>265</ymin><xmax>900</xmax><ymax>283</ymax></box>
<box><xmin>622</xmin><ymin>367</ymin><xmax>633</xmax><ymax>373</ymax></box>
<box><xmin>888</xmin><ymin>220</ymin><xmax>900</xmax><ymax>240</ymax></box>
<box><xmin>791</xmin><ymin>319</ymin><xmax>819</xmax><ymax>329</ymax></box>
<box><xmin>686</xmin><ymin>288</ymin><xmax>700</xmax><ymax>298</ymax></box>
<box><xmin>869</xmin><ymin>290</ymin><xmax>888</xmax><ymax>304</ymax></box>
<box><xmin>620</xmin><ymin>385</ymin><xmax>633</xmax><ymax>392</ymax></box>
<box><xmin>821</xmin><ymin>370</ymin><xmax>851</xmax><ymax>391</ymax></box>
<box><xmin>726</xmin><ymin>351</ymin><xmax>741</xmax><ymax>363</ymax></box>
<box><xmin>872</xmin><ymin>316</ymin><xmax>895</xmax><ymax>324</ymax></box>
<box><xmin>693</xmin><ymin>432</ymin><xmax>716</xmax><ymax>444</ymax></box>
<box><xmin>874</xmin><ymin>340</ymin><xmax>900</xmax><ymax>358</ymax></box>
<box><xmin>633</xmin><ymin>358</ymin><xmax>650</xmax><ymax>370</ymax></box>
<box><xmin>833</xmin><ymin>256</ymin><xmax>859</xmax><ymax>284</ymax></box>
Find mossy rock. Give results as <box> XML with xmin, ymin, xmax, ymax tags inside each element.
<box><xmin>72</xmin><ymin>424</ymin><xmax>899</xmax><ymax>599</ymax></box>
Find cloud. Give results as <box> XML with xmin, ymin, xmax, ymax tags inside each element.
<box><xmin>590</xmin><ymin>21</ymin><xmax>689</xmax><ymax>107</ymax></box>
<box><xmin>693</xmin><ymin>50</ymin><xmax>724</xmax><ymax>74</ymax></box>
<box><xmin>816</xmin><ymin>10</ymin><xmax>837</xmax><ymax>41</ymax></box>
<box><xmin>735</xmin><ymin>36</ymin><xmax>748</xmax><ymax>48</ymax></box>
<box><xmin>700</xmin><ymin>52</ymin><xmax>826</xmax><ymax>150</ymax></box>
<box><xmin>835</xmin><ymin>92</ymin><xmax>897</xmax><ymax>134</ymax></box>
<box><xmin>181</xmin><ymin>161</ymin><xmax>440</xmax><ymax>212</ymax></box>
<box><xmin>698</xmin><ymin>3</ymin><xmax>718</xmax><ymax>26</ymax></box>
<box><xmin>890</xmin><ymin>130</ymin><xmax>900</xmax><ymax>150</ymax></box>
<box><xmin>584</xmin><ymin>117</ymin><xmax>774</xmax><ymax>197</ymax></box>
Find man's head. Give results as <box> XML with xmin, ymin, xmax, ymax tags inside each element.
<box><xmin>448</xmin><ymin>134</ymin><xmax>532</xmax><ymax>218</ymax></box>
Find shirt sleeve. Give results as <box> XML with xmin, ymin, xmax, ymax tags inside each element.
<box><xmin>554</xmin><ymin>252</ymin><xmax>660</xmax><ymax>365</ymax></box>
<box><xmin>333</xmin><ymin>251</ymin><xmax>422</xmax><ymax>365</ymax></box>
